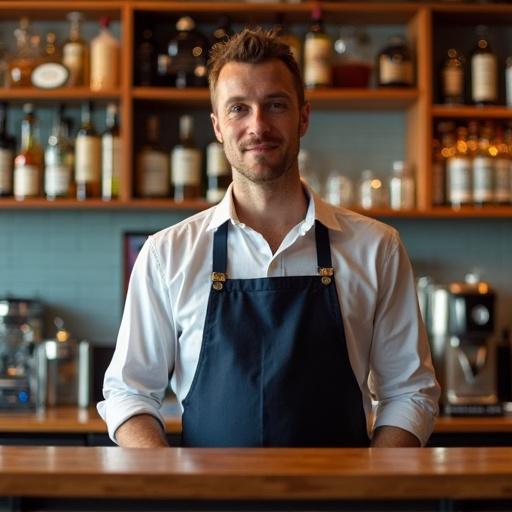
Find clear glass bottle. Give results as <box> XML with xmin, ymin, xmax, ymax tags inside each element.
<box><xmin>494</xmin><ymin>124</ymin><xmax>511</xmax><ymax>205</ymax></box>
<box><xmin>101</xmin><ymin>103</ymin><xmax>120</xmax><ymax>201</ymax></box>
<box><xmin>14</xmin><ymin>103</ymin><xmax>43</xmax><ymax>200</ymax></box>
<box><xmin>303</xmin><ymin>4</ymin><xmax>332</xmax><ymax>89</ymax></box>
<box><xmin>75</xmin><ymin>101</ymin><xmax>101</xmax><ymax>200</ymax></box>
<box><xmin>325</xmin><ymin>173</ymin><xmax>353</xmax><ymax>207</ymax></box>
<box><xmin>171</xmin><ymin>115</ymin><xmax>202</xmax><ymax>201</ymax></box>
<box><xmin>358</xmin><ymin>169</ymin><xmax>385</xmax><ymax>209</ymax></box>
<box><xmin>446</xmin><ymin>125</ymin><xmax>472</xmax><ymax>208</ymax></box>
<box><xmin>298</xmin><ymin>148</ymin><xmax>322</xmax><ymax>194</ymax></box>
<box><xmin>0</xmin><ymin>102</ymin><xmax>15</xmax><ymax>196</ymax></box>
<box><xmin>332</xmin><ymin>26</ymin><xmax>372</xmax><ymax>88</ymax></box>
<box><xmin>206</xmin><ymin>141</ymin><xmax>230</xmax><ymax>203</ymax></box>
<box><xmin>167</xmin><ymin>16</ymin><xmax>208</xmax><ymax>88</ymax></box>
<box><xmin>441</xmin><ymin>48</ymin><xmax>465</xmax><ymax>105</ymax></box>
<box><xmin>136</xmin><ymin>115</ymin><xmax>170</xmax><ymax>198</ymax></box>
<box><xmin>389</xmin><ymin>160</ymin><xmax>415</xmax><ymax>210</ymax></box>
<box><xmin>44</xmin><ymin>104</ymin><xmax>74</xmax><ymax>200</ymax></box>
<box><xmin>63</xmin><ymin>12</ymin><xmax>89</xmax><ymax>87</ymax></box>
<box><xmin>135</xmin><ymin>29</ymin><xmax>156</xmax><ymax>86</ymax></box>
<box><xmin>8</xmin><ymin>17</ymin><xmax>35</xmax><ymax>87</ymax></box>
<box><xmin>473</xmin><ymin>121</ymin><xmax>495</xmax><ymax>206</ymax></box>
<box><xmin>470</xmin><ymin>26</ymin><xmax>497</xmax><ymax>106</ymax></box>
<box><xmin>377</xmin><ymin>35</ymin><xmax>414</xmax><ymax>87</ymax></box>
<box><xmin>90</xmin><ymin>17</ymin><xmax>120</xmax><ymax>91</ymax></box>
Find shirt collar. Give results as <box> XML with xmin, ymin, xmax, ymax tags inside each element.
<box><xmin>207</xmin><ymin>180</ymin><xmax>344</xmax><ymax>233</ymax></box>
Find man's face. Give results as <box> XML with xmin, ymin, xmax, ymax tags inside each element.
<box><xmin>210</xmin><ymin>60</ymin><xmax>310</xmax><ymax>185</ymax></box>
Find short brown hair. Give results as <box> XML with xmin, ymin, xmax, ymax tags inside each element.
<box><xmin>208</xmin><ymin>27</ymin><xmax>304</xmax><ymax>110</ymax></box>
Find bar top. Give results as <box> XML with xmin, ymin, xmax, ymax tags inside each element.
<box><xmin>2</xmin><ymin>406</ymin><xmax>512</xmax><ymax>434</ymax></box>
<box><xmin>1</xmin><ymin>446</ymin><xmax>512</xmax><ymax>499</ymax></box>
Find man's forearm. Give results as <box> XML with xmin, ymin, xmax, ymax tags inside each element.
<box><xmin>115</xmin><ymin>414</ymin><xmax>169</xmax><ymax>448</ymax></box>
<box><xmin>370</xmin><ymin>426</ymin><xmax>420</xmax><ymax>447</ymax></box>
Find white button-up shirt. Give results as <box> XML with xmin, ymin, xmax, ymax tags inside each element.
<box><xmin>98</xmin><ymin>184</ymin><xmax>440</xmax><ymax>445</ymax></box>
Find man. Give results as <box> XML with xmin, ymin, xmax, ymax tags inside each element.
<box><xmin>98</xmin><ymin>28</ymin><xmax>439</xmax><ymax>448</ymax></box>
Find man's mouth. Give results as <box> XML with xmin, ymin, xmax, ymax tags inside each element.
<box><xmin>243</xmin><ymin>142</ymin><xmax>279</xmax><ymax>153</ymax></box>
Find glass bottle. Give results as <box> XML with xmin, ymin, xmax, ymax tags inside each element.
<box><xmin>274</xmin><ymin>15</ymin><xmax>301</xmax><ymax>71</ymax></box>
<box><xmin>358</xmin><ymin>169</ymin><xmax>385</xmax><ymax>209</ymax></box>
<box><xmin>171</xmin><ymin>115</ymin><xmax>202</xmax><ymax>201</ymax></box>
<box><xmin>167</xmin><ymin>16</ymin><xmax>208</xmax><ymax>88</ymax></box>
<box><xmin>206</xmin><ymin>141</ymin><xmax>230</xmax><ymax>203</ymax></box>
<box><xmin>298</xmin><ymin>148</ymin><xmax>322</xmax><ymax>194</ymax></box>
<box><xmin>303</xmin><ymin>3</ymin><xmax>332</xmax><ymax>89</ymax></box>
<box><xmin>90</xmin><ymin>17</ymin><xmax>120</xmax><ymax>91</ymax></box>
<box><xmin>377</xmin><ymin>35</ymin><xmax>414</xmax><ymax>87</ymax></box>
<box><xmin>432</xmin><ymin>121</ymin><xmax>456</xmax><ymax>206</ymax></box>
<box><xmin>446</xmin><ymin>125</ymin><xmax>472</xmax><ymax>208</ymax></box>
<box><xmin>389</xmin><ymin>160</ymin><xmax>415</xmax><ymax>210</ymax></box>
<box><xmin>101</xmin><ymin>103</ymin><xmax>120</xmax><ymax>201</ymax></box>
<box><xmin>0</xmin><ymin>39</ymin><xmax>8</xmax><ymax>88</ymax></box>
<box><xmin>0</xmin><ymin>102</ymin><xmax>15</xmax><ymax>197</ymax></box>
<box><xmin>470</xmin><ymin>26</ymin><xmax>497</xmax><ymax>105</ymax></box>
<box><xmin>494</xmin><ymin>124</ymin><xmax>511</xmax><ymax>205</ymax></box>
<box><xmin>135</xmin><ymin>29</ymin><xmax>156</xmax><ymax>86</ymax></box>
<box><xmin>75</xmin><ymin>101</ymin><xmax>101</xmax><ymax>200</ymax></box>
<box><xmin>44</xmin><ymin>104</ymin><xmax>74</xmax><ymax>200</ymax></box>
<box><xmin>473</xmin><ymin>121</ymin><xmax>495</xmax><ymax>206</ymax></box>
<box><xmin>441</xmin><ymin>48</ymin><xmax>465</xmax><ymax>105</ymax></box>
<box><xmin>136</xmin><ymin>115</ymin><xmax>170</xmax><ymax>198</ymax></box>
<box><xmin>8</xmin><ymin>17</ymin><xmax>35</xmax><ymax>87</ymax></box>
<box><xmin>14</xmin><ymin>103</ymin><xmax>43</xmax><ymax>200</ymax></box>
<box><xmin>332</xmin><ymin>26</ymin><xmax>372</xmax><ymax>88</ymax></box>
<box><xmin>63</xmin><ymin>12</ymin><xmax>89</xmax><ymax>87</ymax></box>
<box><xmin>31</xmin><ymin>32</ymin><xmax>70</xmax><ymax>89</ymax></box>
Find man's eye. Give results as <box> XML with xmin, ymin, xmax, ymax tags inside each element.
<box><xmin>270</xmin><ymin>102</ymin><xmax>287</xmax><ymax>111</ymax></box>
<box><xmin>229</xmin><ymin>105</ymin><xmax>245</xmax><ymax>114</ymax></box>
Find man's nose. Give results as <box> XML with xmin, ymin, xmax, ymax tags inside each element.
<box><xmin>248</xmin><ymin>107</ymin><xmax>271</xmax><ymax>137</ymax></box>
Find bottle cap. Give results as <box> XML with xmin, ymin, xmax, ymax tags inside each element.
<box><xmin>99</xmin><ymin>17</ymin><xmax>111</xmax><ymax>29</ymax></box>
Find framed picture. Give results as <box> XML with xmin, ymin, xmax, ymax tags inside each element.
<box><xmin>123</xmin><ymin>232</ymin><xmax>151</xmax><ymax>295</ymax></box>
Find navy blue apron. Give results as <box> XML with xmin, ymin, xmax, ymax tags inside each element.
<box><xmin>181</xmin><ymin>220</ymin><xmax>369</xmax><ymax>447</ymax></box>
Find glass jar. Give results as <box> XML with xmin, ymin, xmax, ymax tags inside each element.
<box><xmin>389</xmin><ymin>160</ymin><xmax>415</xmax><ymax>210</ymax></box>
<box><xmin>358</xmin><ymin>169</ymin><xmax>385</xmax><ymax>209</ymax></box>
<box><xmin>298</xmin><ymin>149</ymin><xmax>323</xmax><ymax>195</ymax></box>
<box><xmin>325</xmin><ymin>172</ymin><xmax>353</xmax><ymax>207</ymax></box>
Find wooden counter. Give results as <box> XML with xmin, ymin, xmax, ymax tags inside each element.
<box><xmin>1</xmin><ymin>446</ymin><xmax>512</xmax><ymax>501</ymax></box>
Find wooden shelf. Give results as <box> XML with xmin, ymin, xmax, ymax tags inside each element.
<box><xmin>0</xmin><ymin>88</ymin><xmax>122</xmax><ymax>101</ymax></box>
<box><xmin>432</xmin><ymin>105</ymin><xmax>512</xmax><ymax>119</ymax></box>
<box><xmin>133</xmin><ymin>87</ymin><xmax>418</xmax><ymax>110</ymax></box>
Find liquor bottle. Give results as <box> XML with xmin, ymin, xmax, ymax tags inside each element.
<box><xmin>470</xmin><ymin>26</ymin><xmax>497</xmax><ymax>105</ymax></box>
<box><xmin>377</xmin><ymin>35</ymin><xmax>414</xmax><ymax>87</ymax></box>
<box><xmin>431</xmin><ymin>137</ymin><xmax>444</xmax><ymax>206</ymax></box>
<box><xmin>14</xmin><ymin>103</ymin><xmax>43</xmax><ymax>200</ymax></box>
<box><xmin>433</xmin><ymin>121</ymin><xmax>457</xmax><ymax>206</ymax></box>
<box><xmin>171</xmin><ymin>115</ymin><xmax>202</xmax><ymax>201</ymax></box>
<box><xmin>101</xmin><ymin>103</ymin><xmax>120</xmax><ymax>201</ymax></box>
<box><xmin>446</xmin><ymin>125</ymin><xmax>472</xmax><ymax>208</ymax></box>
<box><xmin>0</xmin><ymin>102</ymin><xmax>15</xmax><ymax>197</ymax></box>
<box><xmin>303</xmin><ymin>4</ymin><xmax>332</xmax><ymax>88</ymax></box>
<box><xmin>274</xmin><ymin>15</ymin><xmax>301</xmax><ymax>71</ymax></box>
<box><xmin>136</xmin><ymin>115</ymin><xmax>170</xmax><ymax>198</ymax></box>
<box><xmin>473</xmin><ymin>121</ymin><xmax>495</xmax><ymax>206</ymax></box>
<box><xmin>494</xmin><ymin>125</ymin><xmax>511</xmax><ymax>205</ymax></box>
<box><xmin>441</xmin><ymin>48</ymin><xmax>465</xmax><ymax>105</ymax></box>
<box><xmin>75</xmin><ymin>102</ymin><xmax>101</xmax><ymax>200</ymax></box>
<box><xmin>135</xmin><ymin>29</ymin><xmax>156</xmax><ymax>86</ymax></box>
<box><xmin>167</xmin><ymin>16</ymin><xmax>208</xmax><ymax>88</ymax></box>
<box><xmin>8</xmin><ymin>17</ymin><xmax>36</xmax><ymax>87</ymax></box>
<box><xmin>90</xmin><ymin>17</ymin><xmax>120</xmax><ymax>91</ymax></box>
<box><xmin>62</xmin><ymin>12</ymin><xmax>89</xmax><ymax>87</ymax></box>
<box><xmin>44</xmin><ymin>104</ymin><xmax>74</xmax><ymax>200</ymax></box>
<box><xmin>210</xmin><ymin>16</ymin><xmax>233</xmax><ymax>50</ymax></box>
<box><xmin>206</xmin><ymin>141</ymin><xmax>231</xmax><ymax>203</ymax></box>
<box><xmin>31</xmin><ymin>32</ymin><xmax>69</xmax><ymax>89</ymax></box>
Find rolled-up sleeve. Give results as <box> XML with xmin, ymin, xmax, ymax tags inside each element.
<box><xmin>97</xmin><ymin>237</ymin><xmax>175</xmax><ymax>443</ymax></box>
<box><xmin>369</xmin><ymin>233</ymin><xmax>440</xmax><ymax>446</ymax></box>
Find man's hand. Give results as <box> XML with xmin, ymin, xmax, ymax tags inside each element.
<box><xmin>115</xmin><ymin>414</ymin><xmax>169</xmax><ymax>448</ymax></box>
<box><xmin>370</xmin><ymin>426</ymin><xmax>420</xmax><ymax>447</ymax></box>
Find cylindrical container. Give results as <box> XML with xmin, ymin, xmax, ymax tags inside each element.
<box><xmin>389</xmin><ymin>160</ymin><xmax>415</xmax><ymax>210</ymax></box>
<box><xmin>325</xmin><ymin>173</ymin><xmax>353</xmax><ymax>207</ymax></box>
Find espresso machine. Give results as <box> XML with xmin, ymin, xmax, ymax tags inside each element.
<box><xmin>422</xmin><ymin>274</ymin><xmax>500</xmax><ymax>415</ymax></box>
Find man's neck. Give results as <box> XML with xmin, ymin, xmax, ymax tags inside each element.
<box><xmin>232</xmin><ymin>174</ymin><xmax>308</xmax><ymax>254</ymax></box>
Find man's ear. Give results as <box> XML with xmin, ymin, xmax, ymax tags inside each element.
<box><xmin>210</xmin><ymin>112</ymin><xmax>223</xmax><ymax>144</ymax></box>
<box><xmin>299</xmin><ymin>101</ymin><xmax>311</xmax><ymax>138</ymax></box>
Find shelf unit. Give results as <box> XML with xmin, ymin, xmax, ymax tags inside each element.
<box><xmin>0</xmin><ymin>1</ymin><xmax>511</xmax><ymax>218</ymax></box>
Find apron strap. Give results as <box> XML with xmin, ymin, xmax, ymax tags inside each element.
<box><xmin>212</xmin><ymin>220</ymin><xmax>229</xmax><ymax>274</ymax></box>
<box><xmin>315</xmin><ymin>220</ymin><xmax>333</xmax><ymax>269</ymax></box>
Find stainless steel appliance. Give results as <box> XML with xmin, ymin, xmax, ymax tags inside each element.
<box><xmin>424</xmin><ymin>274</ymin><xmax>499</xmax><ymax>415</ymax></box>
<box><xmin>0</xmin><ymin>298</ymin><xmax>44</xmax><ymax>409</ymax></box>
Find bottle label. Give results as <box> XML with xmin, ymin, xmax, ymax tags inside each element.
<box><xmin>379</xmin><ymin>56</ymin><xmax>413</xmax><ymax>85</ymax></box>
<box><xmin>442</xmin><ymin>67</ymin><xmax>464</xmax><ymax>97</ymax></box>
<box><xmin>91</xmin><ymin>41</ymin><xmax>119</xmax><ymax>90</ymax></box>
<box><xmin>432</xmin><ymin>160</ymin><xmax>445</xmax><ymax>205</ymax></box>
<box><xmin>31</xmin><ymin>63</ymin><xmax>69</xmax><ymax>89</ymax></box>
<box><xmin>171</xmin><ymin>147</ymin><xmax>201</xmax><ymax>186</ymax></box>
<box><xmin>471</xmin><ymin>53</ymin><xmax>497</xmax><ymax>103</ymax></box>
<box><xmin>473</xmin><ymin>156</ymin><xmax>494</xmax><ymax>203</ymax></box>
<box><xmin>0</xmin><ymin>148</ymin><xmax>13</xmax><ymax>194</ymax></box>
<box><xmin>447</xmin><ymin>157</ymin><xmax>472</xmax><ymax>204</ymax></box>
<box><xmin>206</xmin><ymin>143</ymin><xmax>230</xmax><ymax>177</ymax></box>
<box><xmin>304</xmin><ymin>38</ymin><xmax>332</xmax><ymax>86</ymax></box>
<box><xmin>495</xmin><ymin>158</ymin><xmax>511</xmax><ymax>202</ymax></box>
<box><xmin>14</xmin><ymin>164</ymin><xmax>39</xmax><ymax>198</ymax></box>
<box><xmin>137</xmin><ymin>151</ymin><xmax>170</xmax><ymax>196</ymax></box>
<box><xmin>45</xmin><ymin>164</ymin><xmax>72</xmax><ymax>197</ymax></box>
<box><xmin>75</xmin><ymin>136</ymin><xmax>101</xmax><ymax>183</ymax></box>
<box><xmin>102</xmin><ymin>135</ymin><xmax>120</xmax><ymax>197</ymax></box>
